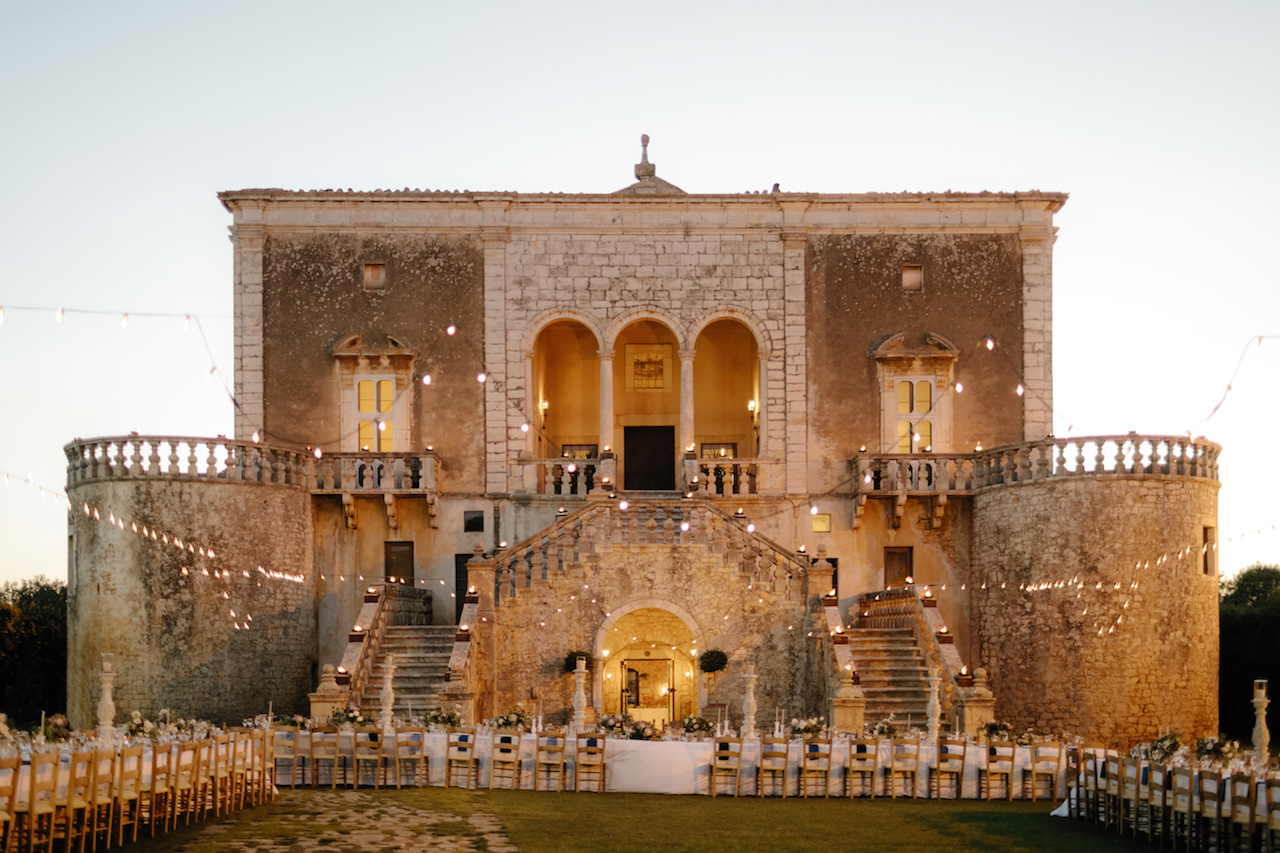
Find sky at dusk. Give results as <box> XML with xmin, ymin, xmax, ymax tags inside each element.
<box><xmin>1</xmin><ymin>1</ymin><xmax>1276</xmax><ymax>586</ymax></box>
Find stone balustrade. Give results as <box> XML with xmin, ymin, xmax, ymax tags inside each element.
<box><xmin>689</xmin><ymin>457</ymin><xmax>765</xmax><ymax>497</ymax></box>
<box><xmin>482</xmin><ymin>498</ymin><xmax>807</xmax><ymax>606</ymax></box>
<box><xmin>63</xmin><ymin>435</ymin><xmax>439</xmax><ymax>495</ymax></box>
<box><xmin>521</xmin><ymin>458</ymin><xmax>600</xmax><ymax>497</ymax></box>
<box><xmin>855</xmin><ymin>433</ymin><xmax>1220</xmax><ymax>498</ymax></box>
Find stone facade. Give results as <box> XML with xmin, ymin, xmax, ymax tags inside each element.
<box><xmin>63</xmin><ymin>146</ymin><xmax>1220</xmax><ymax>741</ymax></box>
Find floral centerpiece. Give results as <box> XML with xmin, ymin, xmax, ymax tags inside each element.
<box><xmin>865</xmin><ymin>715</ymin><xmax>897</xmax><ymax>739</ymax></box>
<box><xmin>0</xmin><ymin>713</ymin><xmax>12</xmax><ymax>743</ymax></box>
<box><xmin>329</xmin><ymin>706</ymin><xmax>366</xmax><ymax>727</ymax></box>
<box><xmin>273</xmin><ymin>713</ymin><xmax>310</xmax><ymax>730</ymax></box>
<box><xmin>982</xmin><ymin>720</ymin><xmax>1013</xmax><ymax>741</ymax></box>
<box><xmin>628</xmin><ymin>720</ymin><xmax>662</xmax><ymax>741</ymax></box>
<box><xmin>1195</xmin><ymin>735</ymin><xmax>1241</xmax><ymax>765</ymax></box>
<box><xmin>597</xmin><ymin>713</ymin><xmax>633</xmax><ymax>736</ymax></box>
<box><xmin>789</xmin><ymin>717</ymin><xmax>824</xmax><ymax>738</ymax></box>
<box><xmin>125</xmin><ymin>710</ymin><xmax>158</xmax><ymax>740</ymax></box>
<box><xmin>489</xmin><ymin>704</ymin><xmax>531</xmax><ymax>731</ymax></box>
<box><xmin>427</xmin><ymin>706</ymin><xmax>462</xmax><ymax>728</ymax></box>
<box><xmin>1134</xmin><ymin>731</ymin><xmax>1184</xmax><ymax>764</ymax></box>
<box><xmin>681</xmin><ymin>714</ymin><xmax>713</xmax><ymax>734</ymax></box>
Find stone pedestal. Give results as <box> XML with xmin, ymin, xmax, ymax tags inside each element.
<box><xmin>926</xmin><ymin>670</ymin><xmax>941</xmax><ymax>743</ymax></box>
<box><xmin>957</xmin><ymin>667</ymin><xmax>995</xmax><ymax>736</ymax></box>
<box><xmin>831</xmin><ymin>669</ymin><xmax>866</xmax><ymax>735</ymax></box>
<box><xmin>741</xmin><ymin>663</ymin><xmax>758</xmax><ymax>739</ymax></box>
<box><xmin>380</xmin><ymin>655</ymin><xmax>397</xmax><ymax>733</ymax></box>
<box><xmin>97</xmin><ymin>653</ymin><xmax>117</xmax><ymax>741</ymax></box>
<box><xmin>571</xmin><ymin>656</ymin><xmax>587</xmax><ymax>732</ymax></box>
<box><xmin>308</xmin><ymin>664</ymin><xmax>350</xmax><ymax>722</ymax></box>
<box><xmin>1253</xmin><ymin>693</ymin><xmax>1271</xmax><ymax>764</ymax></box>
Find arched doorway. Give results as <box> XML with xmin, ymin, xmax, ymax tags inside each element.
<box><xmin>613</xmin><ymin>319</ymin><xmax>681</xmax><ymax>490</ymax></box>
<box><xmin>596</xmin><ymin>607</ymin><xmax>698</xmax><ymax>725</ymax></box>
<box><xmin>531</xmin><ymin>319</ymin><xmax>601</xmax><ymax>461</ymax></box>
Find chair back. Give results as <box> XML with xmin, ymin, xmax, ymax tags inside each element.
<box><xmin>890</xmin><ymin>738</ymin><xmax>919</xmax><ymax>771</ymax></box>
<box><xmin>1198</xmin><ymin>769</ymin><xmax>1223</xmax><ymax>818</ymax></box>
<box><xmin>311</xmin><ymin>727</ymin><xmax>340</xmax><ymax>759</ymax></box>
<box><xmin>802</xmin><ymin>736</ymin><xmax>832</xmax><ymax>771</ymax></box>
<box><xmin>0</xmin><ymin>755</ymin><xmax>16</xmax><ymax>819</ymax></box>
<box><xmin>712</xmin><ymin>737</ymin><xmax>742</xmax><ymax>769</ymax></box>
<box><xmin>1267</xmin><ymin>776</ymin><xmax>1280</xmax><ymax>830</ymax></box>
<box><xmin>1120</xmin><ymin>756</ymin><xmax>1141</xmax><ymax>801</ymax></box>
<box><xmin>447</xmin><ymin>727</ymin><xmax>478</xmax><ymax>760</ymax></box>
<box><xmin>22</xmin><ymin>752</ymin><xmax>58</xmax><ymax>811</ymax></box>
<box><xmin>986</xmin><ymin>740</ymin><xmax>1015</xmax><ymax>773</ymax></box>
<box><xmin>848</xmin><ymin>738</ymin><xmax>877</xmax><ymax>770</ymax></box>
<box><xmin>760</xmin><ymin>737</ymin><xmax>790</xmax><ymax>770</ymax></box>
<box><xmin>66</xmin><ymin>751</ymin><xmax>94</xmax><ymax>807</ymax></box>
<box><xmin>492</xmin><ymin>729</ymin><xmax>521</xmax><ymax>760</ymax></box>
<box><xmin>577</xmin><ymin>733</ymin><xmax>607</xmax><ymax>765</ymax></box>
<box><xmin>119</xmin><ymin>745</ymin><xmax>145</xmax><ymax>798</ymax></box>
<box><xmin>1032</xmin><ymin>742</ymin><xmax>1062</xmax><ymax>776</ymax></box>
<box><xmin>397</xmin><ymin>727</ymin><xmax>427</xmax><ymax>760</ymax></box>
<box><xmin>149</xmin><ymin>745</ymin><xmax>174</xmax><ymax>794</ymax></box>
<box><xmin>535</xmin><ymin>731</ymin><xmax>566</xmax><ymax>765</ymax></box>
<box><xmin>91</xmin><ymin>748</ymin><xmax>119</xmax><ymax>805</ymax></box>
<box><xmin>354</xmin><ymin>727</ymin><xmax>383</xmax><ymax>757</ymax></box>
<box><xmin>1171</xmin><ymin>766</ymin><xmax>1194</xmax><ymax>814</ymax></box>
<box><xmin>1230</xmin><ymin>772</ymin><xmax>1256</xmax><ymax>825</ymax></box>
<box><xmin>938</xmin><ymin>737</ymin><xmax>966</xmax><ymax>773</ymax></box>
<box><xmin>1147</xmin><ymin>762</ymin><xmax>1170</xmax><ymax>806</ymax></box>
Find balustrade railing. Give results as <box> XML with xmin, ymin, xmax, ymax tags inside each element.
<box><xmin>64</xmin><ymin>435</ymin><xmax>311</xmax><ymax>487</ymax></box>
<box><xmin>856</xmin><ymin>434</ymin><xmax>1220</xmax><ymax>498</ymax></box>
<box><xmin>485</xmin><ymin>499</ymin><xmax>807</xmax><ymax>606</ymax></box>
<box><xmin>692</xmin><ymin>458</ymin><xmax>761</xmax><ymax>497</ymax></box>
<box><xmin>63</xmin><ymin>436</ymin><xmax>439</xmax><ymax>495</ymax></box>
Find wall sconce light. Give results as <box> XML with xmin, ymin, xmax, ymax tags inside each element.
<box><xmin>747</xmin><ymin>400</ymin><xmax>756</xmax><ymax>412</ymax></box>
<box><xmin>734</xmin><ymin>508</ymin><xmax>746</xmax><ymax>518</ymax></box>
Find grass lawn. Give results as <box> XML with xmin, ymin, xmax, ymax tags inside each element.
<box><xmin>116</xmin><ymin>787</ymin><xmax>1157</xmax><ymax>853</ymax></box>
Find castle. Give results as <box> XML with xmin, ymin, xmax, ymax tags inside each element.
<box><xmin>64</xmin><ymin>140</ymin><xmax>1221</xmax><ymax>742</ymax></box>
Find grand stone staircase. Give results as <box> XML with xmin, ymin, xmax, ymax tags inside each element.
<box><xmin>359</xmin><ymin>625</ymin><xmax>456</xmax><ymax>719</ymax></box>
<box><xmin>846</xmin><ymin>627</ymin><xmax>931</xmax><ymax>727</ymax></box>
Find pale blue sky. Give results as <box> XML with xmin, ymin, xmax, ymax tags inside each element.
<box><xmin>1</xmin><ymin>0</ymin><xmax>1277</xmax><ymax>584</ymax></box>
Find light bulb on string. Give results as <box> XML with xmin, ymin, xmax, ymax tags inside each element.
<box><xmin>1016</xmin><ymin>384</ymin><xmax>1025</xmax><ymax>397</ymax></box>
<box><xmin>477</xmin><ymin>372</ymin><xmax>486</xmax><ymax>383</ymax></box>
<box><xmin>121</xmin><ymin>314</ymin><xmax>128</xmax><ymax>330</ymax></box>
<box><xmin>422</xmin><ymin>374</ymin><xmax>431</xmax><ymax>385</ymax></box>
<box><xmin>56</xmin><ymin>308</ymin><xmax>64</xmax><ymax>323</ymax></box>
<box><xmin>0</xmin><ymin>306</ymin><xmax>4</xmax><ymax>326</ymax></box>
<box><xmin>183</xmin><ymin>315</ymin><xmax>191</xmax><ymax>331</ymax></box>
<box><xmin>446</xmin><ymin>325</ymin><xmax>457</xmax><ymax>336</ymax></box>
<box><xmin>985</xmin><ymin>337</ymin><xmax>995</xmax><ymax>351</ymax></box>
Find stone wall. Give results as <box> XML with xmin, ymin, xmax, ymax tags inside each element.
<box><xmin>474</xmin><ymin>535</ymin><xmax>812</xmax><ymax>726</ymax></box>
<box><xmin>67</xmin><ymin>477</ymin><xmax>315</xmax><ymax>728</ymax></box>
<box><xmin>971</xmin><ymin>475</ymin><xmax>1220</xmax><ymax>742</ymax></box>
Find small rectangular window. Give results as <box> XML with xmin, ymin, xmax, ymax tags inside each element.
<box><xmin>1203</xmin><ymin>527</ymin><xmax>1215</xmax><ymax>575</ymax></box>
<box><xmin>363</xmin><ymin>263</ymin><xmax>386</xmax><ymax>291</ymax></box>
<box><xmin>700</xmin><ymin>443</ymin><xmax>738</xmax><ymax>460</ymax></box>
<box><xmin>812</xmin><ymin>513</ymin><xmax>831</xmax><ymax>533</ymax></box>
<box><xmin>902</xmin><ymin>264</ymin><xmax>923</xmax><ymax>292</ymax></box>
<box><xmin>463</xmin><ymin>510</ymin><xmax>485</xmax><ymax>533</ymax></box>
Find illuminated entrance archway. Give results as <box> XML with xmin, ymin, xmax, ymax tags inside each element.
<box><xmin>592</xmin><ymin>602</ymin><xmax>700</xmax><ymax>724</ymax></box>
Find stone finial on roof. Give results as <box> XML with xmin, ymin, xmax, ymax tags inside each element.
<box><xmin>615</xmin><ymin>133</ymin><xmax>684</xmax><ymax>195</ymax></box>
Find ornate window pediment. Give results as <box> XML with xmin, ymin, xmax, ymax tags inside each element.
<box><xmin>872</xmin><ymin>333</ymin><xmax>958</xmax><ymax>454</ymax></box>
<box><xmin>332</xmin><ymin>332</ymin><xmax>418</xmax><ymax>453</ymax></box>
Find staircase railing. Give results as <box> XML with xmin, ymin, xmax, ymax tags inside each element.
<box><xmin>487</xmin><ymin>498</ymin><xmax>809</xmax><ymax>606</ymax></box>
<box><xmin>339</xmin><ymin>586</ymin><xmax>391</xmax><ymax>714</ymax></box>
<box><xmin>853</xmin><ymin>586</ymin><xmax>966</xmax><ymax>727</ymax></box>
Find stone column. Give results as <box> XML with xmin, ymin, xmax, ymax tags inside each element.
<box><xmin>741</xmin><ymin>662</ymin><xmax>758</xmax><ymax>739</ymax></box>
<box><xmin>679</xmin><ymin>349</ymin><xmax>696</xmax><ymax>457</ymax></box>
<box><xmin>777</xmin><ymin>203</ymin><xmax>810</xmax><ymax>496</ymax></box>
<box><xmin>380</xmin><ymin>655</ymin><xmax>397</xmax><ymax>733</ymax></box>
<box><xmin>478</xmin><ymin>199</ymin><xmax>511</xmax><ymax>494</ymax></box>
<box><xmin>523</xmin><ymin>352</ymin><xmax>536</xmax><ymax>458</ymax></box>
<box><xmin>1253</xmin><ymin>680</ymin><xmax>1271</xmax><ymax>763</ymax></box>
<box><xmin>572</xmin><ymin>656</ymin><xmax>588</xmax><ymax>733</ymax></box>
<box><xmin>598</xmin><ymin>350</ymin><xmax>615</xmax><ymax>454</ymax></box>
<box><xmin>926</xmin><ymin>669</ymin><xmax>941</xmax><ymax>743</ymax></box>
<box><xmin>229</xmin><ymin>206</ymin><xmax>266</xmax><ymax>441</ymax></box>
<box><xmin>1020</xmin><ymin>220</ymin><xmax>1056</xmax><ymax>441</ymax></box>
<box><xmin>756</xmin><ymin>352</ymin><xmax>768</xmax><ymax>457</ymax></box>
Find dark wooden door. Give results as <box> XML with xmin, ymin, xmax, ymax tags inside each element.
<box><xmin>623</xmin><ymin>426</ymin><xmax>675</xmax><ymax>490</ymax></box>
<box><xmin>384</xmin><ymin>541</ymin><xmax>414</xmax><ymax>584</ymax></box>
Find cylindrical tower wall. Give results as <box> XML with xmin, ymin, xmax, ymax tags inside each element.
<box><xmin>67</xmin><ymin>477</ymin><xmax>315</xmax><ymax>728</ymax></box>
<box><xmin>972</xmin><ymin>476</ymin><xmax>1219</xmax><ymax>742</ymax></box>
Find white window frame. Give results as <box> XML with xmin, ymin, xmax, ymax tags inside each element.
<box><xmin>873</xmin><ymin>333</ymin><xmax>958</xmax><ymax>455</ymax></box>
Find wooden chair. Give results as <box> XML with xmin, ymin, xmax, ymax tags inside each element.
<box><xmin>87</xmin><ymin>748</ymin><xmax>118</xmax><ymax>852</ymax></box>
<box><xmin>114</xmin><ymin>744</ymin><xmax>145</xmax><ymax>846</ymax></box>
<box><xmin>533</xmin><ymin>731</ymin><xmax>567</xmax><ymax>792</ymax></box>
<box><xmin>445</xmin><ymin>728</ymin><xmax>479</xmax><ymax>789</ymax></box>
<box><xmin>799</xmin><ymin>736</ymin><xmax>832</xmax><ymax>798</ymax></box>
<box><xmin>1197</xmin><ymin>770</ymin><xmax>1226</xmax><ymax>853</ymax></box>
<box><xmin>489</xmin><ymin>730</ymin><xmax>522</xmax><ymax>791</ymax></box>
<box><xmin>1263</xmin><ymin>775</ymin><xmax>1280</xmax><ymax>853</ymax></box>
<box><xmin>204</xmin><ymin>734</ymin><xmax>235</xmax><ymax>817</ymax></box>
<box><xmin>11</xmin><ymin>751</ymin><xmax>57</xmax><ymax>853</ymax></box>
<box><xmin>1116</xmin><ymin>756</ymin><xmax>1143</xmax><ymax>836</ymax></box>
<box><xmin>53</xmin><ymin>750</ymin><xmax>93</xmax><ymax>853</ymax></box>
<box><xmin>756</xmin><ymin>737</ymin><xmax>789</xmax><ymax>798</ymax></box>
<box><xmin>1170</xmin><ymin>766</ymin><xmax>1196</xmax><ymax>851</ymax></box>
<box><xmin>575</xmin><ymin>734</ymin><xmax>607</xmax><ymax>793</ymax></box>
<box><xmin>1078</xmin><ymin>744</ymin><xmax>1106</xmax><ymax>824</ymax></box>
<box><xmin>888</xmin><ymin>738</ymin><xmax>920</xmax><ymax>799</ymax></box>
<box><xmin>980</xmin><ymin>741</ymin><xmax>1015</xmax><ymax>801</ymax></box>
<box><xmin>0</xmin><ymin>755</ymin><xmax>18</xmax><ymax>853</ymax></box>
<box><xmin>847</xmin><ymin>738</ymin><xmax>878</xmax><ymax>798</ymax></box>
<box><xmin>709</xmin><ymin>737</ymin><xmax>743</xmax><ymax>797</ymax></box>
<box><xmin>1228</xmin><ymin>772</ymin><xmax>1257</xmax><ymax>853</ymax></box>
<box><xmin>1102</xmin><ymin>754</ymin><xmax>1123</xmax><ymax>830</ymax></box>
<box><xmin>352</xmin><ymin>728</ymin><xmax>385</xmax><ymax>788</ymax></box>
<box><xmin>1024</xmin><ymin>741</ymin><xmax>1062</xmax><ymax>802</ymax></box>
<box><xmin>246</xmin><ymin>728</ymin><xmax>274</xmax><ymax>806</ymax></box>
<box><xmin>1145</xmin><ymin>762</ymin><xmax>1172</xmax><ymax>846</ymax></box>
<box><xmin>139</xmin><ymin>744</ymin><xmax>174</xmax><ymax>837</ymax></box>
<box><xmin>272</xmin><ymin>725</ymin><xmax>303</xmax><ymax>788</ymax></box>
<box><xmin>393</xmin><ymin>726</ymin><xmax>427</xmax><ymax>788</ymax></box>
<box><xmin>932</xmin><ymin>737</ymin><xmax>967</xmax><ymax>800</ymax></box>
<box><xmin>309</xmin><ymin>727</ymin><xmax>343</xmax><ymax>788</ymax></box>
<box><xmin>171</xmin><ymin>740</ymin><xmax>201</xmax><ymax>827</ymax></box>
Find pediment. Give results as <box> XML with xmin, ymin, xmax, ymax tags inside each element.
<box><xmin>331</xmin><ymin>331</ymin><xmax>418</xmax><ymax>361</ymax></box>
<box><xmin>871</xmin><ymin>332</ymin><xmax>960</xmax><ymax>361</ymax></box>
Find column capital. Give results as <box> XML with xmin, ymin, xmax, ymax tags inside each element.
<box><xmin>597</xmin><ymin>349</ymin><xmax>615</xmax><ymax>361</ymax></box>
<box><xmin>678</xmin><ymin>348</ymin><xmax>697</xmax><ymax>362</ymax></box>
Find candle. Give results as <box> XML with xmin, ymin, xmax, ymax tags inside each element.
<box><xmin>40</xmin><ymin>710</ymin><xmax>45</xmax><ymax>734</ymax></box>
